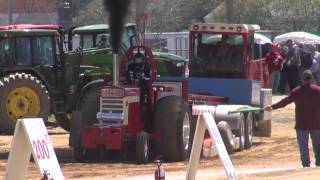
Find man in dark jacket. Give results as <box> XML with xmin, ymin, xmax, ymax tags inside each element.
<box><xmin>126</xmin><ymin>52</ymin><xmax>151</xmax><ymax>103</ymax></box>
<box><xmin>264</xmin><ymin>69</ymin><xmax>320</xmax><ymax>167</ymax></box>
<box><xmin>126</xmin><ymin>52</ymin><xmax>151</xmax><ymax>86</ymax></box>
<box><xmin>285</xmin><ymin>39</ymin><xmax>301</xmax><ymax>90</ymax></box>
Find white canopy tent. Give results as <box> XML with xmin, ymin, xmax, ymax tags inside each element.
<box><xmin>274</xmin><ymin>31</ymin><xmax>320</xmax><ymax>44</ymax></box>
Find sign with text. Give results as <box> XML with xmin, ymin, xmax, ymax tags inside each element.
<box><xmin>5</xmin><ymin>118</ymin><xmax>64</xmax><ymax>180</ymax></box>
<box><xmin>186</xmin><ymin>112</ymin><xmax>237</xmax><ymax>180</ymax></box>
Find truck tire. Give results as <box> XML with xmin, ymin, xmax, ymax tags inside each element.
<box><xmin>254</xmin><ymin>120</ymin><xmax>271</xmax><ymax>137</ymax></box>
<box><xmin>244</xmin><ymin>112</ymin><xmax>253</xmax><ymax>149</ymax></box>
<box><xmin>77</xmin><ymin>86</ymin><xmax>99</xmax><ymax>126</ymax></box>
<box><xmin>0</xmin><ymin>73</ymin><xmax>50</xmax><ymax>134</ymax></box>
<box><xmin>235</xmin><ymin>113</ymin><xmax>245</xmax><ymax>151</ymax></box>
<box><xmin>217</xmin><ymin>121</ymin><xmax>234</xmax><ymax>154</ymax></box>
<box><xmin>153</xmin><ymin>96</ymin><xmax>192</xmax><ymax>161</ymax></box>
<box><xmin>136</xmin><ymin>131</ymin><xmax>150</xmax><ymax>164</ymax></box>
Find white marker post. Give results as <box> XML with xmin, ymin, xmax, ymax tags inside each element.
<box><xmin>186</xmin><ymin>112</ymin><xmax>237</xmax><ymax>180</ymax></box>
<box><xmin>5</xmin><ymin>118</ymin><xmax>64</xmax><ymax>180</ymax></box>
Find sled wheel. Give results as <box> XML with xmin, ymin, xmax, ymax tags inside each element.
<box><xmin>244</xmin><ymin>112</ymin><xmax>253</xmax><ymax>149</ymax></box>
<box><xmin>217</xmin><ymin>121</ymin><xmax>235</xmax><ymax>154</ymax></box>
<box><xmin>236</xmin><ymin>113</ymin><xmax>245</xmax><ymax>151</ymax></box>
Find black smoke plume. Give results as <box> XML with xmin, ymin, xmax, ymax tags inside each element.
<box><xmin>104</xmin><ymin>0</ymin><xmax>132</xmax><ymax>53</ymax></box>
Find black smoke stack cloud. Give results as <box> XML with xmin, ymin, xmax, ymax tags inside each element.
<box><xmin>104</xmin><ymin>0</ymin><xmax>132</xmax><ymax>53</ymax></box>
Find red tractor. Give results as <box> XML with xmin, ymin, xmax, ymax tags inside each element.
<box><xmin>70</xmin><ymin>23</ymin><xmax>272</xmax><ymax>163</ymax></box>
<box><xmin>71</xmin><ymin>45</ymin><xmax>191</xmax><ymax>163</ymax></box>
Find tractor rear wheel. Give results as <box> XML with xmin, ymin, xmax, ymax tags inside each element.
<box><xmin>0</xmin><ymin>73</ymin><xmax>50</xmax><ymax>134</ymax></box>
<box><xmin>136</xmin><ymin>131</ymin><xmax>150</xmax><ymax>164</ymax></box>
<box><xmin>77</xmin><ymin>86</ymin><xmax>100</xmax><ymax>126</ymax></box>
<box><xmin>74</xmin><ymin>132</ymin><xmax>88</xmax><ymax>162</ymax></box>
<box><xmin>153</xmin><ymin>96</ymin><xmax>192</xmax><ymax>161</ymax></box>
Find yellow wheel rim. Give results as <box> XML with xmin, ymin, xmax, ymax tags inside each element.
<box><xmin>6</xmin><ymin>86</ymin><xmax>40</xmax><ymax>119</ymax></box>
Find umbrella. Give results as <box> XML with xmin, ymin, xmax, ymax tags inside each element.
<box><xmin>254</xmin><ymin>33</ymin><xmax>271</xmax><ymax>45</ymax></box>
<box><xmin>274</xmin><ymin>31</ymin><xmax>320</xmax><ymax>44</ymax></box>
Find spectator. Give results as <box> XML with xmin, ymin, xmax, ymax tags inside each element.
<box><xmin>285</xmin><ymin>39</ymin><xmax>301</xmax><ymax>91</ymax></box>
<box><xmin>309</xmin><ymin>44</ymin><xmax>320</xmax><ymax>84</ymax></box>
<box><xmin>278</xmin><ymin>46</ymin><xmax>289</xmax><ymax>94</ymax></box>
<box><xmin>264</xmin><ymin>69</ymin><xmax>320</xmax><ymax>167</ymax></box>
<box><xmin>265</xmin><ymin>43</ymin><xmax>284</xmax><ymax>94</ymax></box>
<box><xmin>299</xmin><ymin>44</ymin><xmax>312</xmax><ymax>71</ymax></box>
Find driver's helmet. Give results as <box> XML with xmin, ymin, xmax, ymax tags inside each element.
<box><xmin>134</xmin><ymin>52</ymin><xmax>144</xmax><ymax>63</ymax></box>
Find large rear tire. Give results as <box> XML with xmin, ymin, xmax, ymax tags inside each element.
<box><xmin>74</xmin><ymin>132</ymin><xmax>88</xmax><ymax>162</ymax></box>
<box><xmin>77</xmin><ymin>86</ymin><xmax>100</xmax><ymax>126</ymax></box>
<box><xmin>56</xmin><ymin>85</ymin><xmax>100</xmax><ymax>132</ymax></box>
<box><xmin>153</xmin><ymin>96</ymin><xmax>192</xmax><ymax>161</ymax></box>
<box><xmin>0</xmin><ymin>73</ymin><xmax>50</xmax><ymax>134</ymax></box>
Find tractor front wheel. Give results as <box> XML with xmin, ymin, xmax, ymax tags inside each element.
<box><xmin>0</xmin><ymin>73</ymin><xmax>50</xmax><ymax>134</ymax></box>
<box><xmin>136</xmin><ymin>131</ymin><xmax>150</xmax><ymax>164</ymax></box>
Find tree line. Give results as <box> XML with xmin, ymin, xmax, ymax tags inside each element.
<box><xmin>71</xmin><ymin>0</ymin><xmax>320</xmax><ymax>33</ymax></box>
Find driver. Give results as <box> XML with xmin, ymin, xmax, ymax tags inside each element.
<box><xmin>126</xmin><ymin>52</ymin><xmax>151</xmax><ymax>86</ymax></box>
<box><xmin>126</xmin><ymin>52</ymin><xmax>151</xmax><ymax>103</ymax></box>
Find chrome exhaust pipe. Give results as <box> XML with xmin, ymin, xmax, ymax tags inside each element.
<box><xmin>113</xmin><ymin>53</ymin><xmax>119</xmax><ymax>86</ymax></box>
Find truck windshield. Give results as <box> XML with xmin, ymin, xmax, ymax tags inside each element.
<box><xmin>190</xmin><ymin>33</ymin><xmax>244</xmax><ymax>78</ymax></box>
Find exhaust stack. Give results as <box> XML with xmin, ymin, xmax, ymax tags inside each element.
<box><xmin>113</xmin><ymin>53</ymin><xmax>119</xmax><ymax>86</ymax></box>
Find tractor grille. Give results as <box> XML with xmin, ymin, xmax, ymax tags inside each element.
<box><xmin>100</xmin><ymin>97</ymin><xmax>124</xmax><ymax>113</ymax></box>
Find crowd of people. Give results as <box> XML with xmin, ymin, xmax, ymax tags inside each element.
<box><xmin>264</xmin><ymin>39</ymin><xmax>320</xmax><ymax>168</ymax></box>
<box><xmin>266</xmin><ymin>39</ymin><xmax>320</xmax><ymax>94</ymax></box>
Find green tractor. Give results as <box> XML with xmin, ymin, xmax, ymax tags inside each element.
<box><xmin>68</xmin><ymin>24</ymin><xmax>188</xmax><ymax>78</ymax></box>
<box><xmin>0</xmin><ymin>24</ymin><xmax>108</xmax><ymax>134</ymax></box>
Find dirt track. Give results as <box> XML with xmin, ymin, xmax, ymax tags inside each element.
<box><xmin>1</xmin><ymin>95</ymin><xmax>320</xmax><ymax>179</ymax></box>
